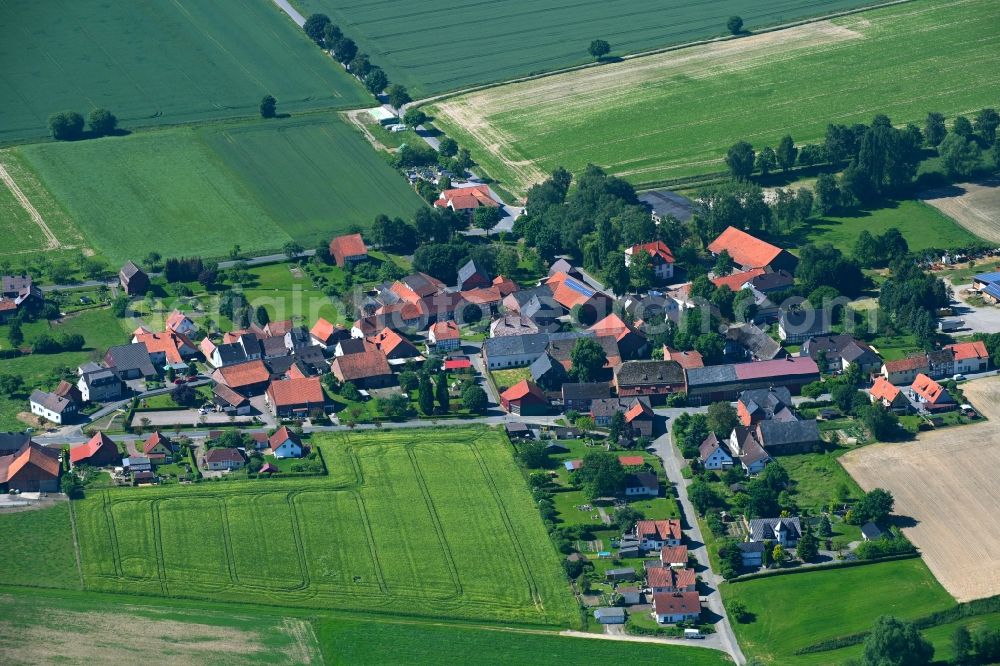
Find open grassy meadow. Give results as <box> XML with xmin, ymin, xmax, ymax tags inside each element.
<box><xmin>2</xmin><ymin>427</ymin><xmax>578</xmax><ymax>627</ymax></box>
<box><xmin>430</xmin><ymin>0</ymin><xmax>1000</xmax><ymax>193</ymax></box>
<box><xmin>13</xmin><ymin>113</ymin><xmax>424</xmax><ymax>265</ymax></box>
<box><xmin>724</xmin><ymin>558</ymin><xmax>956</xmax><ymax>663</ymax></box>
<box><xmin>0</xmin><ymin>0</ymin><xmax>369</xmax><ymax>144</ymax></box>
<box><xmin>292</xmin><ymin>0</ymin><xmax>879</xmax><ymax>97</ymax></box>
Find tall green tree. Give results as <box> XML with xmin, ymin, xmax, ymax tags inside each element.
<box><xmin>706</xmin><ymin>402</ymin><xmax>738</xmax><ymax>437</ymax></box>
<box><xmin>418</xmin><ymin>377</ymin><xmax>435</xmax><ymax>415</ymax></box>
<box><xmin>951</xmin><ymin>625</ymin><xmax>972</xmax><ymax>665</ymax></box>
<box><xmin>713</xmin><ymin>250</ymin><xmax>734</xmax><ymax>276</ymax></box>
<box><xmin>48</xmin><ymin>111</ymin><xmax>84</xmax><ymax>141</ymax></box>
<box><xmin>386</xmin><ymin>84</ymin><xmax>411</xmax><ymax>110</ymax></box>
<box><xmin>924</xmin><ymin>112</ymin><xmax>947</xmax><ymax>147</ymax></box>
<box><xmin>588</xmin><ymin>39</ymin><xmax>610</xmax><ymax>60</ymax></box>
<box><xmin>254</xmin><ymin>305</ymin><xmax>269</xmax><ymax>327</ymax></box>
<box><xmin>364</xmin><ymin>68</ymin><xmax>388</xmax><ymax>95</ymax></box>
<box><xmin>952</xmin><ymin>115</ymin><xmax>974</xmax><ymax>138</ymax></box>
<box><xmin>776</xmin><ymin>135</ymin><xmax>798</xmax><ymax>172</ymax></box>
<box><xmin>570</xmin><ymin>337</ymin><xmax>608</xmax><ymax>382</ymax></box>
<box><xmin>88</xmin><ymin>108</ymin><xmax>117</xmax><ymax>135</ymax></box>
<box><xmin>435</xmin><ymin>373</ymin><xmax>450</xmax><ymax>412</ymax></box>
<box><xmin>727</xmin><ymin>15</ymin><xmax>743</xmax><ymax>34</ymax></box>
<box><xmin>629</xmin><ymin>249</ymin><xmax>655</xmax><ymax>292</ymax></box>
<box><xmin>259</xmin><ymin>95</ymin><xmax>277</xmax><ymax>118</ymax></box>
<box><xmin>755</xmin><ymin>146</ymin><xmax>777</xmax><ymax>176</ymax></box>
<box><xmin>974</xmin><ymin>108</ymin><xmax>999</xmax><ymax>144</ymax></box>
<box><xmin>725</xmin><ymin>141</ymin><xmax>755</xmax><ymax>180</ymax></box>
<box><xmin>575</xmin><ymin>452</ymin><xmax>626</xmax><ymax>498</ymax></box>
<box><xmin>939</xmin><ymin>133</ymin><xmax>982</xmax><ymax>178</ymax></box>
<box><xmin>861</xmin><ymin>616</ymin><xmax>933</xmax><ymax>666</ymax></box>
<box><xmin>303</xmin><ymin>14</ymin><xmax>331</xmax><ymax>44</ymax></box>
<box><xmin>608</xmin><ymin>410</ymin><xmax>625</xmax><ymax>443</ymax></box>
<box><xmin>604</xmin><ymin>252</ymin><xmax>630</xmax><ymax>296</ymax></box>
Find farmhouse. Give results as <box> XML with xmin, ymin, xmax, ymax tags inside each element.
<box><xmin>268</xmin><ymin>426</ymin><xmax>304</xmax><ymax>459</ymax></box>
<box><xmin>624</xmin><ymin>399</ymin><xmax>655</xmax><ymax>438</ymax></box>
<box><xmin>105</xmin><ymin>343</ymin><xmax>158</xmax><ymax>380</ymax></box>
<box><xmin>945</xmin><ymin>341</ymin><xmax>990</xmax><ymax>374</ymax></box>
<box><xmin>0</xmin><ymin>441</ymin><xmax>60</xmax><ymax>492</ymax></box>
<box><xmin>747</xmin><ymin>517</ymin><xmax>802</xmax><ymax>547</ymax></box>
<box><xmin>133</xmin><ymin>331</ymin><xmax>198</xmax><ymax>368</ymax></box>
<box><xmin>330</xmin><ymin>350</ymin><xmax>394</xmax><ymax>388</ymax></box>
<box><xmin>70</xmin><ymin>432</ymin><xmax>121</xmax><ymax>468</ymax></box>
<box><xmin>367</xmin><ymin>327</ymin><xmax>421</xmax><ymax>361</ymax></box>
<box><xmin>613</xmin><ymin>360</ymin><xmax>684</xmax><ymax>402</ymax></box>
<box><xmin>737</xmin><ymin>387</ymin><xmax>795</xmax><ymax>426</ymax></box>
<box><xmin>685</xmin><ymin>356</ymin><xmax>820</xmax><ymax>405</ymax></box>
<box><xmin>651</xmin><ymin>592</ymin><xmax>701</xmax><ymax>624</ymax></box>
<box><xmin>624</xmin><ymin>241</ymin><xmax>675</xmax><ymax>280</ymax></box>
<box><xmin>660</xmin><ymin>545</ymin><xmax>689</xmax><ymax>568</ymax></box>
<box><xmin>909</xmin><ymin>373</ymin><xmax>956</xmax><ymax>412</ymax></box>
<box><xmin>725</xmin><ymin>323</ymin><xmax>785</xmax><ymax>362</ymax></box>
<box><xmin>589</xmin><ymin>313</ymin><xmax>647</xmax><ymax>359</ymax></box>
<box><xmin>500</xmin><ymin>380</ymin><xmax>548</xmax><ymax>416</ymax></box>
<box><xmin>434</xmin><ymin>185</ymin><xmax>500</xmax><ymax>217</ymax></box>
<box><xmin>648</xmin><ymin>566</ymin><xmax>696</xmax><ymax>593</ymax></box>
<box><xmin>546</xmin><ymin>272</ymin><xmax>613</xmax><ymax>319</ymax></box>
<box><xmin>203</xmin><ymin>447</ymin><xmax>245</xmax><ymax>471</ymax></box>
<box><xmin>881</xmin><ymin>356</ymin><xmax>929</xmax><ymax>385</ymax></box>
<box><xmin>119</xmin><ymin>261</ymin><xmax>149</xmax><ymax>296</ymax></box>
<box><xmin>712</xmin><ymin>267</ymin><xmax>766</xmax><ymax>293</ymax></box>
<box><xmin>213</xmin><ymin>384</ymin><xmax>251</xmax><ymax>415</ymax></box>
<box><xmin>29</xmin><ymin>389</ymin><xmax>78</xmax><ymax>424</ymax></box>
<box><xmin>329</xmin><ymin>233</ymin><xmax>369</xmax><ymax>267</ymax></box>
<box><xmin>77</xmin><ymin>366</ymin><xmax>123</xmax><ymax>403</ymax></box>
<box><xmin>165</xmin><ymin>310</ymin><xmax>197</xmax><ymax>338</ymax></box>
<box><xmin>428</xmin><ymin>320</ymin><xmax>461</xmax><ymax>350</ymax></box>
<box><xmin>212</xmin><ymin>360</ymin><xmax>271</xmax><ymax>396</ymax></box>
<box><xmin>778</xmin><ymin>307</ymin><xmax>831</xmax><ymax>344</ymax></box>
<box><xmin>634</xmin><ymin>519</ymin><xmax>682</xmax><ymax>551</ymax></box>
<box><xmin>870</xmin><ymin>377</ymin><xmax>910</xmax><ymax>412</ymax></box>
<box><xmin>699</xmin><ymin>433</ymin><xmax>734</xmax><ymax>470</ymax></box>
<box><xmin>801</xmin><ymin>334</ymin><xmax>881</xmax><ymax>374</ymax></box>
<box><xmin>143</xmin><ymin>432</ymin><xmax>173</xmax><ymax>463</ymax></box>
<box><xmin>625</xmin><ymin>472</ymin><xmax>659</xmax><ymax>497</ymax></box>
<box><xmin>482</xmin><ymin>333</ymin><xmax>549</xmax><ymax>369</ymax></box>
<box><xmin>561</xmin><ymin>382</ymin><xmax>611</xmax><ymax>412</ymax></box>
<box><xmin>529</xmin><ymin>353</ymin><xmax>568</xmax><ymax>391</ymax></box>
<box><xmin>707</xmin><ymin>226</ymin><xmax>798</xmax><ymax>273</ymax></box>
<box><xmin>265</xmin><ymin>377</ymin><xmax>325</xmax><ymax>418</ymax></box>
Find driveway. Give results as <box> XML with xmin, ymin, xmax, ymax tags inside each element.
<box><xmin>944</xmin><ymin>281</ymin><xmax>1000</xmax><ymax>333</ymax></box>
<box><xmin>650</xmin><ymin>412</ymin><xmax>746</xmax><ymax>665</ymax></box>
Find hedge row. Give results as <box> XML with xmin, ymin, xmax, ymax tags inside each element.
<box><xmin>726</xmin><ymin>551</ymin><xmax>919</xmax><ymax>584</ymax></box>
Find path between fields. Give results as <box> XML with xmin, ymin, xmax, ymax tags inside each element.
<box><xmin>0</xmin><ymin>162</ymin><xmax>61</xmax><ymax>251</ymax></box>
<box><xmin>270</xmin><ymin>0</ymin><xmax>304</xmax><ymax>27</ymax></box>
<box><xmin>560</xmin><ymin>629</ymin><xmax>727</xmax><ymax>653</ymax></box>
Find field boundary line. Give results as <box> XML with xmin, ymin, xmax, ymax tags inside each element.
<box><xmin>282</xmin><ymin>491</ymin><xmax>311</xmax><ymax>591</ymax></box>
<box><xmin>215</xmin><ymin>496</ymin><xmax>241</xmax><ymax>586</ymax></box>
<box><xmin>102</xmin><ymin>490</ymin><xmax>124</xmax><ymax>579</ymax></box>
<box><xmin>151</xmin><ymin>499</ymin><xmax>169</xmax><ymax>594</ymax></box>
<box><xmin>349</xmin><ymin>490</ymin><xmax>390</xmax><ymax>594</ymax></box>
<box><xmin>0</xmin><ymin>161</ymin><xmax>60</xmax><ymax>250</ymax></box>
<box><xmin>406</xmin><ymin>446</ymin><xmax>465</xmax><ymax>598</ymax></box>
<box><xmin>67</xmin><ymin>500</ymin><xmax>86</xmax><ymax>590</ymax></box>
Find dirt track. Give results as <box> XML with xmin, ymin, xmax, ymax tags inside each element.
<box><xmin>921</xmin><ymin>178</ymin><xmax>1000</xmax><ymax>244</ymax></box>
<box><xmin>840</xmin><ymin>376</ymin><xmax>1000</xmax><ymax>601</ymax></box>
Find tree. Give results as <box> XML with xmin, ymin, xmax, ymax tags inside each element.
<box><xmin>570</xmin><ymin>337</ymin><xmax>608</xmax><ymax>382</ymax></box>
<box><xmin>938</xmin><ymin>133</ymin><xmax>982</xmax><ymax>179</ymax></box>
<box><xmin>435</xmin><ymin>373</ymin><xmax>450</xmax><ymax>412</ymax></box>
<box><xmin>727</xmin><ymin>15</ymin><xmax>744</xmax><ymax>34</ymax></box>
<box><xmin>755</xmin><ymin>146</ymin><xmax>777</xmax><ymax>176</ymax></box>
<box><xmin>332</xmin><ymin>37</ymin><xmax>357</xmax><ymax>63</ymax></box>
<box><xmin>438</xmin><ymin>137</ymin><xmax>458</xmax><ymax>157</ymax></box>
<box><xmin>854</xmin><ymin>488</ymin><xmax>894</xmax><ymax>525</ymax></box>
<box><xmin>951</xmin><ymin>625</ymin><xmax>972</xmax><ymax>665</ymax></box>
<box><xmin>814</xmin><ymin>173</ymin><xmax>841</xmax><ymax>215</ymax></box>
<box><xmin>859</xmin><ymin>404</ymin><xmax>899</xmax><ymax>441</ymax></box>
<box><xmin>254</xmin><ymin>305</ymin><xmax>270</xmax><ymax>327</ymax></box>
<box><xmin>518</xmin><ymin>441</ymin><xmax>549</xmax><ymax>468</ymax></box>
<box><xmin>0</xmin><ymin>374</ymin><xmax>25</xmax><ymax>397</ymax></box>
<box><xmin>259</xmin><ymin>94</ymin><xmax>277</xmax><ymax>118</ymax></box>
<box><xmin>604</xmin><ymin>252</ymin><xmax>630</xmax><ymax>296</ymax></box>
<box><xmin>952</xmin><ymin>115</ymin><xmax>974</xmax><ymax>139</ymax></box>
<box><xmin>303</xmin><ymin>14</ymin><xmax>331</xmax><ymax>44</ymax></box>
<box><xmin>386</xmin><ymin>84</ymin><xmax>411</xmax><ymax>110</ymax></box>
<box><xmin>818</xmin><ymin>514</ymin><xmax>833</xmax><ymax>537</ymax></box>
<box><xmin>629</xmin><ymin>249</ymin><xmax>655</xmax><ymax>292</ymax></box>
<box><xmin>706</xmin><ymin>402</ymin><xmax>738</xmax><ymax>438</ymax></box>
<box><xmin>172</xmin><ymin>383</ymin><xmax>197</xmax><ymax>406</ymax></box>
<box><xmin>974</xmin><ymin>108</ymin><xmax>1000</xmax><ymax>144</ymax></box>
<box><xmin>322</xmin><ymin>22</ymin><xmax>342</xmax><ymax>49</ymax></box>
<box><xmin>713</xmin><ymin>250</ymin><xmax>734</xmax><ymax>277</ymax></box>
<box><xmin>772</xmin><ymin>543</ymin><xmax>787</xmax><ymax>565</ymax></box>
<box><xmin>588</xmin><ymin>39</ymin><xmax>610</xmax><ymax>60</ymax></box>
<box><xmin>607</xmin><ymin>410</ymin><xmax>625</xmax><ymax>443</ymax></box>
<box><xmin>728</xmin><ymin>600</ymin><xmax>753</xmax><ymax>623</ymax></box>
<box><xmin>974</xmin><ymin>629</ymin><xmax>1000</xmax><ymax>664</ymax></box>
<box><xmin>575</xmin><ymin>452</ymin><xmax>625</xmax><ymax>498</ymax></box>
<box><xmin>726</xmin><ymin>141</ymin><xmax>756</xmax><ymax>180</ymax></box>
<box><xmin>861</xmin><ymin>616</ymin><xmax>933</xmax><ymax>666</ymax></box>
<box><xmin>796</xmin><ymin>527</ymin><xmax>819</xmax><ymax>562</ymax></box>
<box><xmin>364</xmin><ymin>68</ymin><xmax>388</xmax><ymax>95</ymax></box>
<box><xmin>61</xmin><ymin>472</ymin><xmax>84</xmax><ymax>499</ymax></box>
<box><xmin>689</xmin><ymin>479</ymin><xmax>724</xmax><ymax>515</ymax></box>
<box><xmin>776</xmin><ymin>135</ymin><xmax>798</xmax><ymax>172</ymax></box>
<box><xmin>283</xmin><ymin>241</ymin><xmax>303</xmax><ymax>258</ymax></box>
<box><xmin>7</xmin><ymin>320</ymin><xmax>24</xmax><ymax>348</ymax></box>
<box><xmin>88</xmin><ymin>108</ymin><xmax>117</xmax><ymax>136</ymax></box>
<box><xmin>925</xmin><ymin>112</ymin><xmax>947</xmax><ymax>147</ymax></box>
<box><xmin>614</xmin><ymin>506</ymin><xmax>644</xmax><ymax>532</ymax></box>
<box><xmin>461</xmin><ymin>384</ymin><xmax>487</xmax><ymax>414</ymax></box>
<box><xmin>473</xmin><ymin>205</ymin><xmax>502</xmax><ymax>233</ymax></box>
<box><xmin>403</xmin><ymin>107</ymin><xmax>427</xmax><ymax>127</ymax></box>
<box><xmin>49</xmin><ymin>111</ymin><xmax>84</xmax><ymax>141</ymax></box>
<box><xmin>418</xmin><ymin>376</ymin><xmax>434</xmax><ymax>415</ymax></box>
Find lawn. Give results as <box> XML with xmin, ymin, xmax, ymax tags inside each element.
<box><xmin>790</xmin><ymin>200</ymin><xmax>982</xmax><ymax>255</ymax></box>
<box><xmin>15</xmin><ymin>113</ymin><xmax>424</xmax><ymax>266</ymax></box>
<box><xmin>779</xmin><ymin>448</ymin><xmax>864</xmax><ymax>512</ymax></box>
<box><xmin>0</xmin><ymin>503</ymin><xmax>80</xmax><ymax>591</ymax></box>
<box><xmin>724</xmin><ymin>558</ymin><xmax>956</xmax><ymax>663</ymax></box>
<box><xmin>0</xmin><ymin>0</ymin><xmax>369</xmax><ymax>145</ymax></box>
<box><xmin>293</xmin><ymin>0</ymin><xmax>879</xmax><ymax>98</ymax></box>
<box><xmin>429</xmin><ymin>0</ymin><xmax>1000</xmax><ymax>193</ymax></box>
<box><xmin>28</xmin><ymin>427</ymin><xmax>579</xmax><ymax>626</ymax></box>
<box><xmin>491</xmin><ymin>367</ymin><xmax>533</xmax><ymax>390</ymax></box>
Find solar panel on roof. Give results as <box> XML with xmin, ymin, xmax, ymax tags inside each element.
<box><xmin>565</xmin><ymin>278</ymin><xmax>595</xmax><ymax>297</ymax></box>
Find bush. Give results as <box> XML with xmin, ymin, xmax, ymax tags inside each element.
<box><xmin>728</xmin><ymin>600</ymin><xmax>754</xmax><ymax>623</ymax></box>
<box><xmin>88</xmin><ymin>108</ymin><xmax>118</xmax><ymax>135</ymax></box>
<box><xmin>49</xmin><ymin>111</ymin><xmax>84</xmax><ymax>140</ymax></box>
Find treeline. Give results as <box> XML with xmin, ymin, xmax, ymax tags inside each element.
<box><xmin>302</xmin><ymin>14</ymin><xmax>410</xmax><ymax>105</ymax></box>
<box><xmin>49</xmin><ymin>109</ymin><xmax>118</xmax><ymax>141</ymax></box>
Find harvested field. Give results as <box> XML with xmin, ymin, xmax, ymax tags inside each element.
<box><xmin>840</xmin><ymin>376</ymin><xmax>1000</xmax><ymax>602</ymax></box>
<box><xmin>921</xmin><ymin>178</ymin><xmax>1000</xmax><ymax>244</ymax></box>
<box><xmin>430</xmin><ymin>0</ymin><xmax>1000</xmax><ymax>193</ymax></box>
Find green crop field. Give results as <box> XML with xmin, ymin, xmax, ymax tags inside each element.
<box><xmin>430</xmin><ymin>0</ymin><xmax>1000</xmax><ymax>194</ymax></box>
<box><xmin>12</xmin><ymin>113</ymin><xmax>424</xmax><ymax>266</ymax></box>
<box><xmin>0</xmin><ymin>0</ymin><xmax>370</xmax><ymax>145</ymax></box>
<box><xmin>16</xmin><ymin>428</ymin><xmax>579</xmax><ymax>626</ymax></box>
<box><xmin>292</xmin><ymin>0</ymin><xmax>879</xmax><ymax>98</ymax></box>
<box><xmin>724</xmin><ymin>558</ymin><xmax>956</xmax><ymax>663</ymax></box>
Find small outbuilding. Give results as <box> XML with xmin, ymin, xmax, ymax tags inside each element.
<box><xmin>593</xmin><ymin>607</ymin><xmax>627</xmax><ymax>625</ymax></box>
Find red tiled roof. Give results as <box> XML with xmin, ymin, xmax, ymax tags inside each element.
<box><xmin>636</xmin><ymin>519</ymin><xmax>682</xmax><ymax>542</ymax></box>
<box><xmin>367</xmin><ymin>327</ymin><xmax>417</xmax><ymax>357</ymax></box>
<box><xmin>310</xmin><ymin>318</ymin><xmax>342</xmax><ymax>344</ymax></box>
<box><xmin>329</xmin><ymin>233</ymin><xmax>368</xmax><ymax>258</ymax></box>
<box><xmin>70</xmin><ymin>432</ymin><xmax>116</xmax><ymax>464</ymax></box>
<box><xmin>204</xmin><ymin>447</ymin><xmax>244</xmax><ymax>464</ymax></box>
<box><xmin>213</xmin><ymin>360</ymin><xmax>270</xmax><ymax>388</ymax></box>
<box><xmin>589</xmin><ymin>313</ymin><xmax>639</xmax><ymax>343</ymax></box>
<box><xmin>652</xmin><ymin>591</ymin><xmax>701</xmax><ymax>616</ymax></box>
<box><xmin>546</xmin><ymin>272</ymin><xmax>607</xmax><ymax>310</ymax></box>
<box><xmin>143</xmin><ymin>431</ymin><xmax>170</xmax><ymax>455</ymax></box>
<box><xmin>945</xmin><ymin>341</ymin><xmax>988</xmax><ymax>361</ymax></box>
<box><xmin>708</xmin><ymin>226</ymin><xmax>784</xmax><ymax>269</ymax></box>
<box><xmin>911</xmin><ymin>373</ymin><xmax>948</xmax><ymax>404</ymax></box>
<box><xmin>870</xmin><ymin>376</ymin><xmax>901</xmax><ymax>402</ymax></box>
<box><xmin>711</xmin><ymin>268</ymin><xmax>766</xmax><ymax>292</ymax></box>
<box><xmin>500</xmin><ymin>379</ymin><xmax>546</xmax><ymax>402</ymax></box>
<box><xmin>443</xmin><ymin>359</ymin><xmax>472</xmax><ymax>370</ymax></box>
<box><xmin>460</xmin><ymin>286</ymin><xmax>501</xmax><ymax>305</ymax></box>
<box><xmin>648</xmin><ymin>567</ymin><xmax>696</xmax><ymax>590</ymax></box>
<box><xmin>331</xmin><ymin>350</ymin><xmax>392</xmax><ymax>382</ymax></box>
<box><xmin>213</xmin><ymin>383</ymin><xmax>247</xmax><ymax>407</ymax></box>
<box><xmin>0</xmin><ymin>442</ymin><xmax>60</xmax><ymax>483</ymax></box>
<box><xmin>618</xmin><ymin>455</ymin><xmax>645</xmax><ymax>466</ymax></box>
<box><xmin>884</xmin><ymin>356</ymin><xmax>928</xmax><ymax>373</ymax></box>
<box><xmin>267</xmin><ymin>377</ymin><xmax>324</xmax><ymax>408</ymax></box>
<box><xmin>434</xmin><ymin>185</ymin><xmax>499</xmax><ymax>210</ymax></box>
<box><xmin>431</xmin><ymin>320</ymin><xmax>461</xmax><ymax>341</ymax></box>
<box><xmin>492</xmin><ymin>275</ymin><xmax>519</xmax><ymax>296</ymax></box>
<box><xmin>663</xmin><ymin>347</ymin><xmax>704</xmax><ymax>370</ymax></box>
<box><xmin>624</xmin><ymin>400</ymin><xmax>653</xmax><ymax>423</ymax></box>
<box><xmin>660</xmin><ymin>545</ymin><xmax>689</xmax><ymax>564</ymax></box>
<box><xmin>165</xmin><ymin>310</ymin><xmax>192</xmax><ymax>332</ymax></box>
<box><xmin>268</xmin><ymin>426</ymin><xmax>301</xmax><ymax>449</ymax></box>
<box><xmin>628</xmin><ymin>241</ymin><xmax>675</xmax><ymax>264</ymax></box>
<box><xmin>134</xmin><ymin>331</ymin><xmax>193</xmax><ymax>364</ymax></box>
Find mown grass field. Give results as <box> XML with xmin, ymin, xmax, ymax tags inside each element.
<box><xmin>724</xmin><ymin>558</ymin><xmax>955</xmax><ymax>663</ymax></box>
<box><xmin>430</xmin><ymin>0</ymin><xmax>1000</xmax><ymax>193</ymax></box>
<box><xmin>14</xmin><ymin>113</ymin><xmax>424</xmax><ymax>265</ymax></box>
<box><xmin>292</xmin><ymin>0</ymin><xmax>879</xmax><ymax>97</ymax></box>
<box><xmin>0</xmin><ymin>0</ymin><xmax>370</xmax><ymax>144</ymax></box>
<box><xmin>43</xmin><ymin>427</ymin><xmax>580</xmax><ymax>626</ymax></box>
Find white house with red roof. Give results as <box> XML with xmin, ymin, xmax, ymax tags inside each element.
<box><xmin>428</xmin><ymin>320</ymin><xmax>461</xmax><ymax>350</ymax></box>
<box><xmin>869</xmin><ymin>376</ymin><xmax>910</xmax><ymax>413</ymax></box>
<box><xmin>165</xmin><ymin>310</ymin><xmax>197</xmax><ymax>338</ymax></box>
<box><xmin>944</xmin><ymin>341</ymin><xmax>990</xmax><ymax>374</ymax></box>
<box><xmin>909</xmin><ymin>373</ymin><xmax>956</xmax><ymax>412</ymax></box>
<box><xmin>268</xmin><ymin>426</ymin><xmax>303</xmax><ymax>459</ymax></box>
<box><xmin>329</xmin><ymin>233</ymin><xmax>368</xmax><ymax>268</ymax></box>
<box><xmin>434</xmin><ymin>185</ymin><xmax>500</xmax><ymax>217</ymax></box>
<box><xmin>634</xmin><ymin>519</ymin><xmax>682</xmax><ymax>551</ymax></box>
<box><xmin>651</xmin><ymin>592</ymin><xmax>701</xmax><ymax>624</ymax></box>
<box><xmin>625</xmin><ymin>241</ymin><xmax>675</xmax><ymax>280</ymax></box>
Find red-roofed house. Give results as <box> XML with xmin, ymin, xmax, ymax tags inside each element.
<box><xmin>133</xmin><ymin>331</ymin><xmax>198</xmax><ymax>366</ymax></box>
<box><xmin>329</xmin><ymin>233</ymin><xmax>368</xmax><ymax>267</ymax></box>
<box><xmin>869</xmin><ymin>376</ymin><xmax>910</xmax><ymax>412</ymax></box>
<box><xmin>712</xmin><ymin>268</ymin><xmax>766</xmax><ymax>292</ymax></box>
<box><xmin>634</xmin><ymin>519</ymin><xmax>682</xmax><ymax>550</ymax></box>
<box><xmin>211</xmin><ymin>360</ymin><xmax>271</xmax><ymax>395</ymax></box>
<box><xmin>434</xmin><ymin>185</ymin><xmax>500</xmax><ymax>217</ymax></box>
<box><xmin>663</xmin><ymin>347</ymin><xmax>704</xmax><ymax>370</ymax></box>
<box><xmin>660</xmin><ymin>545</ymin><xmax>689</xmax><ymax>568</ymax></box>
<box><xmin>648</xmin><ymin>567</ymin><xmax>697</xmax><ymax>593</ymax></box>
<box><xmin>708</xmin><ymin>226</ymin><xmax>797</xmax><ymax>273</ymax></box>
<box><xmin>266</xmin><ymin>377</ymin><xmax>326</xmax><ymax>418</ymax></box>
<box><xmin>909</xmin><ymin>373</ymin><xmax>956</xmax><ymax>411</ymax></box>
<box><xmin>881</xmin><ymin>356</ymin><xmax>929</xmax><ymax>385</ymax></box>
<box><xmin>652</xmin><ymin>592</ymin><xmax>701</xmax><ymax>624</ymax></box>
<box><xmin>331</xmin><ymin>350</ymin><xmax>394</xmax><ymax>388</ymax></box>
<box><xmin>268</xmin><ymin>426</ymin><xmax>304</xmax><ymax>459</ymax></box>
<box><xmin>546</xmin><ymin>272</ymin><xmax>613</xmax><ymax>318</ymax></box>
<box><xmin>367</xmin><ymin>327</ymin><xmax>421</xmax><ymax>360</ymax></box>
<box><xmin>70</xmin><ymin>432</ymin><xmax>120</xmax><ymax>468</ymax></box>
<box><xmin>165</xmin><ymin>310</ymin><xmax>197</xmax><ymax>337</ymax></box>
<box><xmin>143</xmin><ymin>432</ymin><xmax>173</xmax><ymax>463</ymax></box>
<box><xmin>625</xmin><ymin>241</ymin><xmax>675</xmax><ymax>280</ymax></box>
<box><xmin>499</xmin><ymin>380</ymin><xmax>548</xmax><ymax>416</ymax></box>
<box><xmin>429</xmin><ymin>320</ymin><xmax>461</xmax><ymax>351</ymax></box>
<box><xmin>310</xmin><ymin>318</ymin><xmax>347</xmax><ymax>349</ymax></box>
<box><xmin>945</xmin><ymin>341</ymin><xmax>990</xmax><ymax>374</ymax></box>
<box><xmin>624</xmin><ymin>399</ymin><xmax>654</xmax><ymax>438</ymax></box>
<box><xmin>0</xmin><ymin>442</ymin><xmax>60</xmax><ymax>492</ymax></box>
<box><xmin>589</xmin><ymin>313</ymin><xmax>647</xmax><ymax>359</ymax></box>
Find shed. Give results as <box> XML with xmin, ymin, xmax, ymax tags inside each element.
<box><xmin>593</xmin><ymin>607</ymin><xmax>627</xmax><ymax>624</ymax></box>
<box><xmin>605</xmin><ymin>567</ymin><xmax>636</xmax><ymax>583</ymax></box>
<box><xmin>861</xmin><ymin>522</ymin><xmax>884</xmax><ymax>541</ymax></box>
